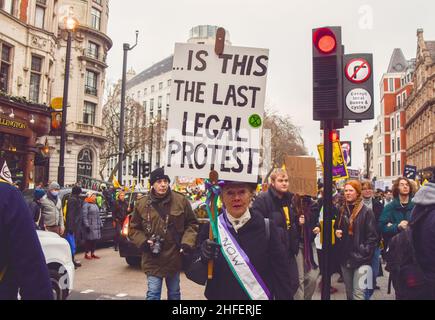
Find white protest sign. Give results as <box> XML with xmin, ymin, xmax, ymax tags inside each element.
<box><xmin>165</xmin><ymin>43</ymin><xmax>269</xmax><ymax>183</ymax></box>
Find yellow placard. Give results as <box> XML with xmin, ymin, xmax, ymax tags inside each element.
<box><xmin>317</xmin><ymin>141</ymin><xmax>349</xmax><ymax>181</ymax></box>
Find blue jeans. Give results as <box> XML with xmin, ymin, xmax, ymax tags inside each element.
<box><xmin>366</xmin><ymin>247</ymin><xmax>381</xmax><ymax>299</ymax></box>
<box><xmin>146</xmin><ymin>273</ymin><xmax>181</xmax><ymax>300</ymax></box>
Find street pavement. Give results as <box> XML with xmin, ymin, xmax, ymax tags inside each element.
<box><xmin>69</xmin><ymin>246</ymin><xmax>394</xmax><ymax>300</ymax></box>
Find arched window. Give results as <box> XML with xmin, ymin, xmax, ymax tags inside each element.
<box><xmin>77</xmin><ymin>148</ymin><xmax>93</xmax><ymax>179</ymax></box>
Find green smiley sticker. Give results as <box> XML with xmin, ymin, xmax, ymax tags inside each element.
<box><xmin>248</xmin><ymin>114</ymin><xmax>262</xmax><ymax>128</ymax></box>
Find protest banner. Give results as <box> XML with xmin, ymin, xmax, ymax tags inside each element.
<box><xmin>165</xmin><ymin>43</ymin><xmax>269</xmax><ymax>183</ymax></box>
<box><xmin>317</xmin><ymin>141</ymin><xmax>349</xmax><ymax>181</ymax></box>
<box><xmin>284</xmin><ymin>156</ymin><xmax>317</xmax><ymax>197</ymax></box>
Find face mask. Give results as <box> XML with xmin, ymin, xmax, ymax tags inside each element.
<box><xmin>51</xmin><ymin>191</ymin><xmax>59</xmax><ymax>197</ymax></box>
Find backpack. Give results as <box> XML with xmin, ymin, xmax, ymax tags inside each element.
<box><xmin>385</xmin><ymin>206</ymin><xmax>434</xmax><ymax>299</ymax></box>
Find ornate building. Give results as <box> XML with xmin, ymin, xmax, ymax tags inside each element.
<box><xmin>404</xmin><ymin>29</ymin><xmax>435</xmax><ymax>175</ymax></box>
<box><xmin>371</xmin><ymin>48</ymin><xmax>414</xmax><ymax>184</ymax></box>
<box><xmin>1</xmin><ymin>0</ymin><xmax>112</xmax><ymax>187</ymax></box>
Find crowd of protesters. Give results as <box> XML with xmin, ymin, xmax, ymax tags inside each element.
<box><xmin>2</xmin><ymin>150</ymin><xmax>434</xmax><ymax>300</ymax></box>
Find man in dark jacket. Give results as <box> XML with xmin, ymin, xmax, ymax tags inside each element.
<box><xmin>66</xmin><ymin>186</ymin><xmax>83</xmax><ymax>267</ymax></box>
<box><xmin>189</xmin><ymin>180</ymin><xmax>297</xmax><ymax>300</ymax></box>
<box><xmin>27</xmin><ymin>188</ymin><xmax>46</xmax><ymax>230</ymax></box>
<box><xmin>251</xmin><ymin>168</ymin><xmax>299</xmax><ymax>297</ymax></box>
<box><xmin>129</xmin><ymin>167</ymin><xmax>198</xmax><ymax>300</ymax></box>
<box><xmin>113</xmin><ymin>190</ymin><xmax>130</xmax><ymax>251</ymax></box>
<box><xmin>0</xmin><ymin>161</ymin><xmax>52</xmax><ymax>300</ymax></box>
<box><xmin>411</xmin><ymin>180</ymin><xmax>435</xmax><ymax>298</ymax></box>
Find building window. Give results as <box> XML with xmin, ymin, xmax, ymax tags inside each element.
<box><xmin>392</xmin><ymin>138</ymin><xmax>395</xmax><ymax>153</ymax></box>
<box><xmin>388</xmin><ymin>78</ymin><xmax>394</xmax><ymax>92</ymax></box>
<box><xmin>167</xmin><ymin>79</ymin><xmax>171</xmax><ymax>87</ymax></box>
<box><xmin>397</xmin><ymin>137</ymin><xmax>400</xmax><ymax>151</ymax></box>
<box><xmin>392</xmin><ymin>161</ymin><xmax>395</xmax><ymax>176</ymax></box>
<box><xmin>379</xmin><ymin>163</ymin><xmax>382</xmax><ymax>177</ymax></box>
<box><xmin>158</xmin><ymin>96</ymin><xmax>162</xmax><ymax>109</ymax></box>
<box><xmin>150</xmin><ymin>98</ymin><xmax>154</xmax><ymax>111</ymax></box>
<box><xmin>398</xmin><ymin>160</ymin><xmax>401</xmax><ymax>176</ymax></box>
<box><xmin>87</xmin><ymin>41</ymin><xmax>99</xmax><ymax>59</ymax></box>
<box><xmin>397</xmin><ymin>114</ymin><xmax>400</xmax><ymax>128</ymax></box>
<box><xmin>396</xmin><ymin>95</ymin><xmax>401</xmax><ymax>108</ymax></box>
<box><xmin>29</xmin><ymin>56</ymin><xmax>43</xmax><ymax>102</ymax></box>
<box><xmin>35</xmin><ymin>1</ymin><xmax>46</xmax><ymax>29</ymax></box>
<box><xmin>144</xmin><ymin>87</ymin><xmax>147</xmax><ymax>95</ymax></box>
<box><xmin>1</xmin><ymin>0</ymin><xmax>14</xmax><ymax>14</ymax></box>
<box><xmin>151</xmin><ymin>85</ymin><xmax>154</xmax><ymax>93</ymax></box>
<box><xmin>85</xmin><ymin>70</ymin><xmax>98</xmax><ymax>95</ymax></box>
<box><xmin>91</xmin><ymin>7</ymin><xmax>101</xmax><ymax>30</ymax></box>
<box><xmin>379</xmin><ymin>141</ymin><xmax>382</xmax><ymax>155</ymax></box>
<box><xmin>83</xmin><ymin>101</ymin><xmax>96</xmax><ymax>125</ymax></box>
<box><xmin>0</xmin><ymin>43</ymin><xmax>12</xmax><ymax>93</ymax></box>
<box><xmin>159</xmin><ymin>82</ymin><xmax>163</xmax><ymax>90</ymax></box>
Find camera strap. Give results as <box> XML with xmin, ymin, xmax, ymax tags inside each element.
<box><xmin>145</xmin><ymin>199</ymin><xmax>169</xmax><ymax>235</ymax></box>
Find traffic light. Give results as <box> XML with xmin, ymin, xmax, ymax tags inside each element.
<box><xmin>131</xmin><ymin>160</ymin><xmax>138</xmax><ymax>177</ymax></box>
<box><xmin>142</xmin><ymin>161</ymin><xmax>150</xmax><ymax>178</ymax></box>
<box><xmin>312</xmin><ymin>27</ymin><xmax>343</xmax><ymax>121</ymax></box>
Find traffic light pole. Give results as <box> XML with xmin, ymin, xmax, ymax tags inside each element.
<box><xmin>118</xmin><ymin>31</ymin><xmax>138</xmax><ymax>186</ymax></box>
<box><xmin>321</xmin><ymin>119</ymin><xmax>333</xmax><ymax>300</ymax></box>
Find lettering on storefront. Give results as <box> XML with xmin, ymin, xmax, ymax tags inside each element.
<box><xmin>0</xmin><ymin>117</ymin><xmax>27</xmax><ymax>130</ymax></box>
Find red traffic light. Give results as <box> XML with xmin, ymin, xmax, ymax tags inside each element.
<box><xmin>330</xmin><ymin>130</ymin><xmax>340</xmax><ymax>142</ymax></box>
<box><xmin>313</xmin><ymin>28</ymin><xmax>337</xmax><ymax>54</ymax></box>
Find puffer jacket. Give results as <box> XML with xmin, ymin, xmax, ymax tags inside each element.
<box><xmin>334</xmin><ymin>203</ymin><xmax>378</xmax><ymax>269</ymax></box>
<box><xmin>128</xmin><ymin>189</ymin><xmax>199</xmax><ymax>277</ymax></box>
<box><xmin>82</xmin><ymin>202</ymin><xmax>102</xmax><ymax>241</ymax></box>
<box><xmin>40</xmin><ymin>193</ymin><xmax>64</xmax><ymax>228</ymax></box>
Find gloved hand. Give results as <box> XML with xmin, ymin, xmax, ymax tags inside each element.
<box><xmin>200</xmin><ymin>239</ymin><xmax>220</xmax><ymax>263</ymax></box>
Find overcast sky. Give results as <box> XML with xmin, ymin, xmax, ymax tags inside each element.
<box><xmin>106</xmin><ymin>0</ymin><xmax>435</xmax><ymax>171</ymax></box>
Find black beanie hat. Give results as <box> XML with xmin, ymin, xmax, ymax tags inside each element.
<box><xmin>72</xmin><ymin>186</ymin><xmax>82</xmax><ymax>195</ymax></box>
<box><xmin>150</xmin><ymin>167</ymin><xmax>170</xmax><ymax>186</ymax></box>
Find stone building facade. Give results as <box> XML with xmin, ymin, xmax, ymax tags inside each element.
<box><xmin>404</xmin><ymin>29</ymin><xmax>435</xmax><ymax>174</ymax></box>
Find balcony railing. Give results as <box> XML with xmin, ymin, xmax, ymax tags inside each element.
<box><xmin>85</xmin><ymin>85</ymin><xmax>98</xmax><ymax>96</ymax></box>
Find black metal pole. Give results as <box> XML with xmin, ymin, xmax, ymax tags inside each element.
<box><xmin>321</xmin><ymin>119</ymin><xmax>333</xmax><ymax>300</ymax></box>
<box><xmin>118</xmin><ymin>43</ymin><xmax>129</xmax><ymax>186</ymax></box>
<box><xmin>117</xmin><ymin>31</ymin><xmax>138</xmax><ymax>186</ymax></box>
<box><xmin>149</xmin><ymin>122</ymin><xmax>154</xmax><ymax>171</ymax></box>
<box><xmin>366</xmin><ymin>146</ymin><xmax>370</xmax><ymax>179</ymax></box>
<box><xmin>58</xmin><ymin>30</ymin><xmax>72</xmax><ymax>187</ymax></box>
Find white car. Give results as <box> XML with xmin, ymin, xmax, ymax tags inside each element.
<box><xmin>37</xmin><ymin>230</ymin><xmax>75</xmax><ymax>300</ymax></box>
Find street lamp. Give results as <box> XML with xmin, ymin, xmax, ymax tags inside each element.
<box><xmin>149</xmin><ymin>117</ymin><xmax>155</xmax><ymax>172</ymax></box>
<box><xmin>118</xmin><ymin>30</ymin><xmax>139</xmax><ymax>186</ymax></box>
<box><xmin>363</xmin><ymin>135</ymin><xmax>370</xmax><ymax>179</ymax></box>
<box><xmin>58</xmin><ymin>15</ymin><xmax>78</xmax><ymax>187</ymax></box>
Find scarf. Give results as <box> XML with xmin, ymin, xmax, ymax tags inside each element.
<box><xmin>347</xmin><ymin>198</ymin><xmax>363</xmax><ymax>235</ymax></box>
<box><xmin>150</xmin><ymin>188</ymin><xmax>171</xmax><ymax>218</ymax></box>
<box><xmin>226</xmin><ymin>209</ymin><xmax>251</xmax><ymax>233</ymax></box>
<box><xmin>362</xmin><ymin>197</ymin><xmax>373</xmax><ymax>210</ymax></box>
<box><xmin>293</xmin><ymin>195</ymin><xmax>315</xmax><ymax>272</ymax></box>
